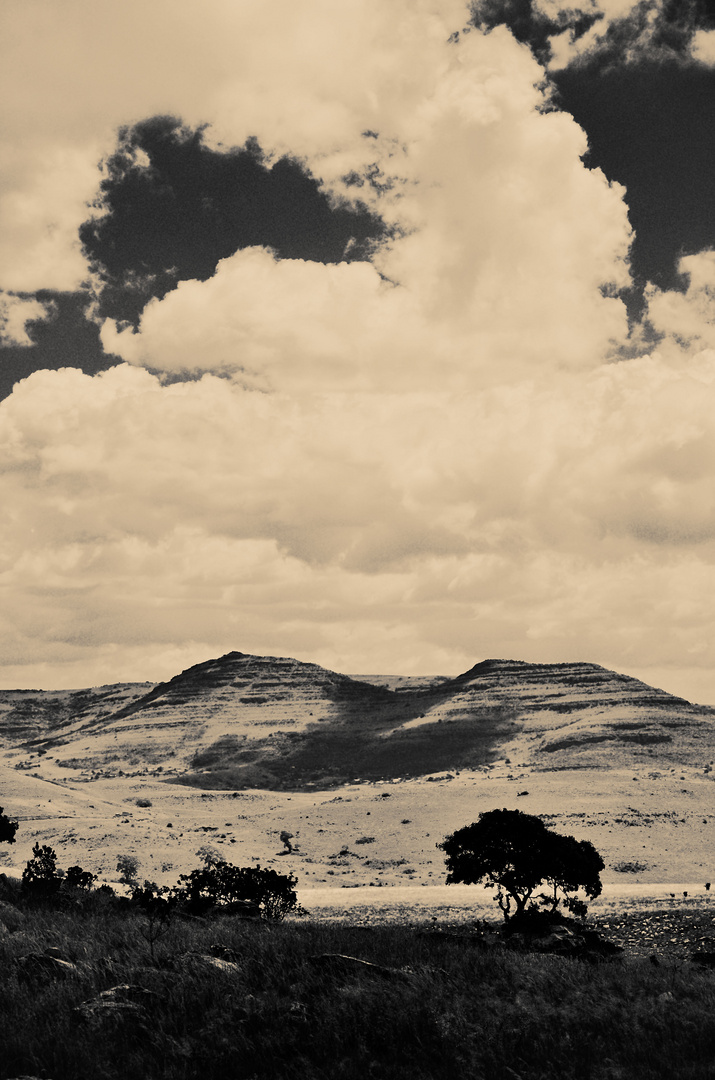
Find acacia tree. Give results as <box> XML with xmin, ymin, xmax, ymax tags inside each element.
<box><xmin>438</xmin><ymin>808</ymin><xmax>604</xmax><ymax>921</ymax></box>
<box><xmin>0</xmin><ymin>806</ymin><xmax>18</xmax><ymax>846</ymax></box>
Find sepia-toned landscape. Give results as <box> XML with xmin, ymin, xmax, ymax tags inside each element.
<box><xmin>2</xmin><ymin>650</ymin><xmax>715</xmax><ymax>1080</ymax></box>
<box><xmin>2</xmin><ymin>650</ymin><xmax>713</xmax><ymax>900</ymax></box>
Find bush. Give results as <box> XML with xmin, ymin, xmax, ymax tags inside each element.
<box><xmin>64</xmin><ymin>864</ymin><xmax>96</xmax><ymax>891</ymax></box>
<box><xmin>175</xmin><ymin>857</ymin><xmax>301</xmax><ymax>920</ymax></box>
<box><xmin>0</xmin><ymin>805</ymin><xmax>18</xmax><ymax>846</ymax></box>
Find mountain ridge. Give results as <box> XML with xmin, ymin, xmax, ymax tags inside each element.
<box><xmin>1</xmin><ymin>651</ymin><xmax>712</xmax><ymax>790</ymax></box>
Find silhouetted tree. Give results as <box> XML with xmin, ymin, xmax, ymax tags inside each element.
<box><xmin>0</xmin><ymin>806</ymin><xmax>18</xmax><ymax>846</ymax></box>
<box><xmin>175</xmin><ymin>855</ymin><xmax>301</xmax><ymax>920</ymax></box>
<box><xmin>438</xmin><ymin>808</ymin><xmax>603</xmax><ymax>921</ymax></box>
<box><xmin>22</xmin><ymin>843</ymin><xmax>62</xmax><ymax>898</ymax></box>
<box><xmin>64</xmin><ymin>865</ymin><xmax>96</xmax><ymax>891</ymax></box>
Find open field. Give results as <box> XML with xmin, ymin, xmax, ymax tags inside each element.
<box><xmin>2</xmin><ymin>764</ymin><xmax>714</xmax><ymax>894</ymax></box>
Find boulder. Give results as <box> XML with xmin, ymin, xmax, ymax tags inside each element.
<box><xmin>221</xmin><ymin>899</ymin><xmax>260</xmax><ymax>919</ymax></box>
<box><xmin>505</xmin><ymin>922</ymin><xmax>622</xmax><ymax>961</ymax></box>
<box><xmin>179</xmin><ymin>952</ymin><xmax>241</xmax><ymax>975</ymax></box>
<box><xmin>73</xmin><ymin>984</ymin><xmax>156</xmax><ymax>1027</ymax></box>
<box><xmin>532</xmin><ymin>926</ymin><xmax>581</xmax><ymax>956</ymax></box>
<box><xmin>208</xmin><ymin>943</ymin><xmax>242</xmax><ymax>962</ymax></box>
<box><xmin>17</xmin><ymin>953</ymin><xmax>78</xmax><ymax>981</ymax></box>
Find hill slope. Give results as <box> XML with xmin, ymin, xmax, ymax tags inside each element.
<box><xmin>1</xmin><ymin>653</ymin><xmax>713</xmax><ymax>790</ymax></box>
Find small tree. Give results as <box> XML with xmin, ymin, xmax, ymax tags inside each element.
<box><xmin>438</xmin><ymin>808</ymin><xmax>604</xmax><ymax>922</ymax></box>
<box><xmin>116</xmin><ymin>853</ymin><xmax>140</xmax><ymax>887</ymax></box>
<box><xmin>130</xmin><ymin>880</ymin><xmax>175</xmax><ymax>961</ymax></box>
<box><xmin>22</xmin><ymin>843</ymin><xmax>62</xmax><ymax>899</ymax></box>
<box><xmin>0</xmin><ymin>806</ymin><xmax>18</xmax><ymax>846</ymax></box>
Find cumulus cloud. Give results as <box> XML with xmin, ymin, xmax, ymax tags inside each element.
<box><xmin>645</xmin><ymin>251</ymin><xmax>715</xmax><ymax>354</ymax></box>
<box><xmin>3</xmin><ymin>350</ymin><xmax>715</xmax><ymax>692</ymax></box>
<box><xmin>102</xmin><ymin>28</ymin><xmax>630</xmax><ymax>391</ymax></box>
<box><xmin>4</xmin><ymin>0</ymin><xmax>715</xmax><ymax>704</ymax></box>
<box><xmin>0</xmin><ymin>0</ymin><xmax>464</xmax><ymax>292</ymax></box>
<box><xmin>0</xmin><ymin>293</ymin><xmax>55</xmax><ymax>347</ymax></box>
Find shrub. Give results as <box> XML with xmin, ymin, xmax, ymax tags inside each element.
<box><xmin>175</xmin><ymin>857</ymin><xmax>301</xmax><ymax>920</ymax></box>
<box><xmin>64</xmin><ymin>864</ymin><xmax>96</xmax><ymax>890</ymax></box>
<box><xmin>0</xmin><ymin>805</ymin><xmax>18</xmax><ymax>845</ymax></box>
<box><xmin>279</xmin><ymin>830</ymin><xmax>294</xmax><ymax>852</ymax></box>
<box><xmin>438</xmin><ymin>808</ymin><xmax>604</xmax><ymax>921</ymax></box>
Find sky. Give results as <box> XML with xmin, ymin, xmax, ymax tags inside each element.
<box><xmin>2</xmin><ymin>0</ymin><xmax>715</xmax><ymax>702</ymax></box>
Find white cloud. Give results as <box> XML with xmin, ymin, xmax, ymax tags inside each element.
<box><xmin>645</xmin><ymin>251</ymin><xmax>715</xmax><ymax>354</ymax></box>
<box><xmin>3</xmin><ymin>353</ymin><xmax>715</xmax><ymax>697</ymax></box>
<box><xmin>692</xmin><ymin>29</ymin><xmax>715</xmax><ymax>65</ymax></box>
<box><xmin>5</xmin><ymin>0</ymin><xmax>715</xmax><ymax>706</ymax></box>
<box><xmin>0</xmin><ymin>0</ymin><xmax>464</xmax><ymax>291</ymax></box>
<box><xmin>103</xmin><ymin>28</ymin><xmax>630</xmax><ymax>392</ymax></box>
<box><xmin>0</xmin><ymin>292</ymin><xmax>55</xmax><ymax>346</ymax></box>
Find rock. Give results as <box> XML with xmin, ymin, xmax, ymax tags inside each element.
<box><xmin>506</xmin><ymin>922</ymin><xmax>623</xmax><ymax>961</ymax></box>
<box><xmin>98</xmin><ymin>984</ymin><xmax>158</xmax><ymax>1005</ymax></box>
<box><xmin>17</xmin><ymin>953</ymin><xmax>78</xmax><ymax>981</ymax></box>
<box><xmin>73</xmin><ymin>985</ymin><xmax>156</xmax><ymax>1027</ymax></box>
<box><xmin>0</xmin><ymin>900</ymin><xmax>25</xmax><ymax>931</ymax></box>
<box><xmin>308</xmin><ymin>953</ymin><xmax>411</xmax><ymax>982</ymax></box>
<box><xmin>180</xmin><ymin>952</ymin><xmax>241</xmax><ymax>975</ymax></box>
<box><xmin>208</xmin><ymin>943</ymin><xmax>242</xmax><ymax>962</ymax></box>
<box><xmin>533</xmin><ymin>927</ymin><xmax>581</xmax><ymax>956</ymax></box>
<box><xmin>223</xmin><ymin>899</ymin><xmax>260</xmax><ymax>919</ymax></box>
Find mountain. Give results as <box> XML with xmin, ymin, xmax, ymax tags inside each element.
<box><xmin>1</xmin><ymin>653</ymin><xmax>713</xmax><ymax>790</ymax></box>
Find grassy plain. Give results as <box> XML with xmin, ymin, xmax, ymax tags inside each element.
<box><xmin>1</xmin><ymin>903</ymin><xmax>715</xmax><ymax>1080</ymax></box>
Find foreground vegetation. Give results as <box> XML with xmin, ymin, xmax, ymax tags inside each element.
<box><xmin>1</xmin><ymin>908</ymin><xmax>714</xmax><ymax>1080</ymax></box>
<box><xmin>2</xmin><ymin>805</ymin><xmax>712</xmax><ymax>1077</ymax></box>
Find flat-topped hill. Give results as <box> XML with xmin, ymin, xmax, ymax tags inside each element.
<box><xmin>1</xmin><ymin>652</ymin><xmax>713</xmax><ymax>789</ymax></box>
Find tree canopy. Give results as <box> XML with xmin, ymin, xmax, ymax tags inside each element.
<box><xmin>438</xmin><ymin>808</ymin><xmax>604</xmax><ymax>921</ymax></box>
<box><xmin>0</xmin><ymin>805</ymin><xmax>18</xmax><ymax>846</ymax></box>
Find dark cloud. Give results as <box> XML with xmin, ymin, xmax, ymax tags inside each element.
<box><xmin>470</xmin><ymin>0</ymin><xmax>715</xmax><ymax>66</ymax></box>
<box><xmin>469</xmin><ymin>0</ymin><xmax>603</xmax><ymax>64</ymax></box>
<box><xmin>80</xmin><ymin>116</ymin><xmax>389</xmax><ymax>327</ymax></box>
<box><xmin>0</xmin><ymin>291</ymin><xmax>119</xmax><ymax>401</ymax></box>
<box><xmin>555</xmin><ymin>58</ymin><xmax>715</xmax><ymax>294</ymax></box>
<box><xmin>469</xmin><ymin>1</ymin><xmax>715</xmax><ymax>316</ymax></box>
